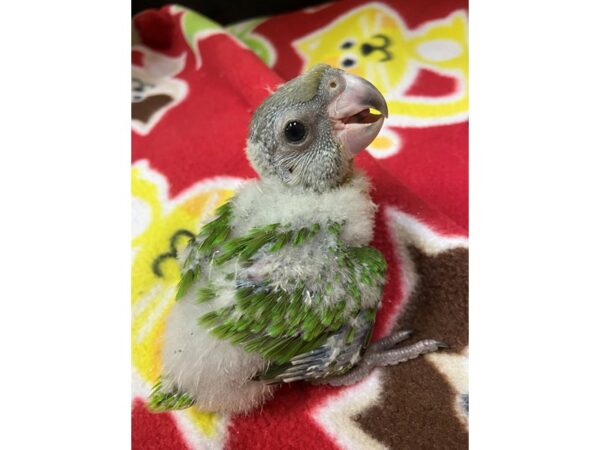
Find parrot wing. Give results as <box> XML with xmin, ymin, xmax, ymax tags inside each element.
<box><xmin>177</xmin><ymin>201</ymin><xmax>386</xmax><ymax>383</ymax></box>
<box><xmin>256</xmin><ymin>307</ymin><xmax>378</xmax><ymax>383</ymax></box>
<box><xmin>198</xmin><ymin>270</ymin><xmax>381</xmax><ymax>383</ymax></box>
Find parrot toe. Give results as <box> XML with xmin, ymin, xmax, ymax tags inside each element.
<box><xmin>366</xmin><ymin>329</ymin><xmax>414</xmax><ymax>354</ymax></box>
<box><xmin>316</xmin><ymin>337</ymin><xmax>448</xmax><ymax>387</ymax></box>
<box><xmin>368</xmin><ymin>339</ymin><xmax>448</xmax><ymax>367</ymax></box>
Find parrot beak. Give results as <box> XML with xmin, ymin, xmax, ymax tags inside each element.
<box><xmin>327</xmin><ymin>72</ymin><xmax>388</xmax><ymax>158</ymax></box>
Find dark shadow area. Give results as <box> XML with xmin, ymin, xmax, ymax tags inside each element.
<box><xmin>132</xmin><ymin>0</ymin><xmax>331</xmax><ymax>24</ymax></box>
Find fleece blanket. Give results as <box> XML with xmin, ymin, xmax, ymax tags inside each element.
<box><xmin>132</xmin><ymin>2</ymin><xmax>468</xmax><ymax>449</ymax></box>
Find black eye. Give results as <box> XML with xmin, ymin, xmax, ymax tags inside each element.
<box><xmin>342</xmin><ymin>57</ymin><xmax>357</xmax><ymax>68</ymax></box>
<box><xmin>340</xmin><ymin>39</ymin><xmax>354</xmax><ymax>49</ymax></box>
<box><xmin>284</xmin><ymin>121</ymin><xmax>307</xmax><ymax>143</ymax></box>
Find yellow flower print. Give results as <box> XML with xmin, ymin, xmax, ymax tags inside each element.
<box><xmin>132</xmin><ymin>160</ymin><xmax>241</xmax><ymax>441</ymax></box>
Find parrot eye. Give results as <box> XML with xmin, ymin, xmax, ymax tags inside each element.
<box><xmin>284</xmin><ymin>121</ymin><xmax>307</xmax><ymax>143</ymax></box>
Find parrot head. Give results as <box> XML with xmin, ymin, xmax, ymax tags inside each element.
<box><xmin>247</xmin><ymin>64</ymin><xmax>388</xmax><ymax>192</ymax></box>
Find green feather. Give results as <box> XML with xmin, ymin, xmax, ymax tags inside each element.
<box><xmin>361</xmin><ymin>271</ymin><xmax>373</xmax><ymax>286</ymax></box>
<box><xmin>214</xmin><ymin>202</ymin><xmax>232</xmax><ymax>217</ymax></box>
<box><xmin>286</xmin><ymin>302</ymin><xmax>304</xmax><ymax>328</ymax></box>
<box><xmin>345</xmin><ymin>327</ymin><xmax>357</xmax><ymax>343</ymax></box>
<box><xmin>325</xmin><ymin>283</ymin><xmax>333</xmax><ymax>296</ymax></box>
<box><xmin>250</xmin><ymin>320</ymin><xmax>267</xmax><ymax>334</ymax></box>
<box><xmin>262</xmin><ymin>336</ymin><xmax>296</xmax><ymax>362</ymax></box>
<box><xmin>331</xmin><ymin>302</ymin><xmax>347</xmax><ymax>329</ymax></box>
<box><xmin>244</xmin><ymin>335</ymin><xmax>273</xmax><ymax>353</ymax></box>
<box><xmin>196</xmin><ymin>284</ymin><xmax>217</xmax><ymax>304</ymax></box>
<box><xmin>278</xmin><ymin>337</ymin><xmax>306</xmax><ymax>364</ymax></box>
<box><xmin>292</xmin><ymin>227</ymin><xmax>310</xmax><ymax>246</ymax></box>
<box><xmin>211</xmin><ymin>323</ymin><xmax>235</xmax><ymax>339</ymax></box>
<box><xmin>270</xmin><ymin>299</ymin><xmax>287</xmax><ymax>321</ymax></box>
<box><xmin>240</xmin><ymin>232</ymin><xmax>277</xmax><ymax>261</ymax></box>
<box><xmin>309</xmin><ymin>223</ymin><xmax>321</xmax><ymax>236</ymax></box>
<box><xmin>328</xmin><ymin>221</ymin><xmax>343</xmax><ymax>235</ymax></box>
<box><xmin>269</xmin><ymin>230</ymin><xmax>293</xmax><ymax>252</ymax></box>
<box><xmin>365</xmin><ymin>307</ymin><xmax>378</xmax><ymax>322</ymax></box>
<box><xmin>197</xmin><ymin>310</ymin><xmax>223</xmax><ymax>327</ymax></box>
<box><xmin>301</xmin><ymin>311</ymin><xmax>320</xmax><ymax>337</ymax></box>
<box><xmin>266</xmin><ymin>320</ymin><xmax>287</xmax><ymax>337</ymax></box>
<box><xmin>214</xmin><ymin>237</ymin><xmax>249</xmax><ymax>264</ymax></box>
<box><xmin>230</xmin><ymin>330</ymin><xmax>252</xmax><ymax>344</ymax></box>
<box><xmin>176</xmin><ymin>269</ymin><xmax>197</xmax><ymax>300</ymax></box>
<box><xmin>182</xmin><ymin>246</ymin><xmax>198</xmax><ymax>269</ymax></box>
<box><xmin>348</xmin><ymin>278</ymin><xmax>361</xmax><ymax>303</ymax></box>
<box><xmin>235</xmin><ymin>286</ymin><xmax>255</xmax><ymax>303</ymax></box>
<box><xmin>148</xmin><ymin>379</ymin><xmax>195</xmax><ymax>412</ymax></box>
<box><xmin>322</xmin><ymin>305</ymin><xmax>336</xmax><ymax>327</ymax></box>
<box><xmin>199</xmin><ymin>225</ymin><xmax>231</xmax><ymax>253</ymax></box>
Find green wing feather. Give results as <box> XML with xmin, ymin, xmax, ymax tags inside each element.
<box><xmin>175</xmin><ymin>202</ymin><xmax>233</xmax><ymax>300</ymax></box>
<box><xmin>184</xmin><ymin>204</ymin><xmax>387</xmax><ymax>367</ymax></box>
<box><xmin>148</xmin><ymin>379</ymin><xmax>195</xmax><ymax>412</ymax></box>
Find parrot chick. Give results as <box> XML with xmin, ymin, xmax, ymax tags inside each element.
<box><xmin>149</xmin><ymin>64</ymin><xmax>446</xmax><ymax>415</ymax></box>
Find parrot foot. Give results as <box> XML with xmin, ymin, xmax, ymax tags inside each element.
<box><xmin>365</xmin><ymin>338</ymin><xmax>448</xmax><ymax>368</ymax></box>
<box><xmin>315</xmin><ymin>332</ymin><xmax>448</xmax><ymax>387</ymax></box>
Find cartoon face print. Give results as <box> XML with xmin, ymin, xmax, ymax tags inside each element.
<box><xmin>294</xmin><ymin>5</ymin><xmax>410</xmax><ymax>93</ymax></box>
<box><xmin>132</xmin><ymin>77</ymin><xmax>155</xmax><ymax>103</ymax></box>
<box><xmin>131</xmin><ymin>48</ymin><xmax>188</xmax><ymax>135</ymax></box>
<box><xmin>294</xmin><ymin>4</ymin><xmax>468</xmax><ymax>126</ymax></box>
<box><xmin>338</xmin><ymin>33</ymin><xmax>393</xmax><ymax>70</ymax></box>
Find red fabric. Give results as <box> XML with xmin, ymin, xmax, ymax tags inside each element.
<box><xmin>404</xmin><ymin>68</ymin><xmax>458</xmax><ymax>97</ymax></box>
<box><xmin>227</xmin><ymin>384</ymin><xmax>339</xmax><ymax>450</ymax></box>
<box><xmin>135</xmin><ymin>10</ymin><xmax>177</xmax><ymax>51</ymax></box>
<box><xmin>132</xmin><ymin>9</ymin><xmax>282</xmax><ymax>197</ymax></box>
<box><xmin>132</xmin><ymin>398</ymin><xmax>189</xmax><ymax>450</ymax></box>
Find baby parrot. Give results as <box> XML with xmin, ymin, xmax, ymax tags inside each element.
<box><xmin>149</xmin><ymin>64</ymin><xmax>446</xmax><ymax>414</ymax></box>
